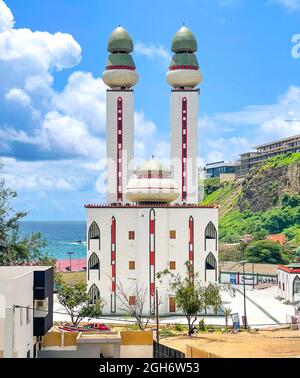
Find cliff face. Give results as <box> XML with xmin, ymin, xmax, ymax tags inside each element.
<box><xmin>238</xmin><ymin>163</ymin><xmax>300</xmax><ymax>213</ymax></box>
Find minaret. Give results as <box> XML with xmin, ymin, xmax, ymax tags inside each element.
<box><xmin>102</xmin><ymin>26</ymin><xmax>139</xmax><ymax>204</ymax></box>
<box><xmin>167</xmin><ymin>25</ymin><xmax>202</xmax><ymax>204</ymax></box>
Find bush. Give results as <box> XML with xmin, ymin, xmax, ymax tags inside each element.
<box><xmin>174</xmin><ymin>323</ymin><xmax>184</xmax><ymax>332</ymax></box>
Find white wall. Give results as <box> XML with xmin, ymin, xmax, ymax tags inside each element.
<box><xmin>87</xmin><ymin>206</ymin><xmax>218</xmax><ymax>315</ymax></box>
<box><xmin>0</xmin><ymin>271</ymin><xmax>35</xmax><ymax>358</ymax></box>
<box><xmin>106</xmin><ymin>90</ymin><xmax>134</xmax><ymax>204</ymax></box>
<box><xmin>120</xmin><ymin>345</ymin><xmax>153</xmax><ymax>358</ymax></box>
<box><xmin>170</xmin><ymin>90</ymin><xmax>199</xmax><ymax>204</ymax></box>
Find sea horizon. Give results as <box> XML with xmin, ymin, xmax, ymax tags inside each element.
<box><xmin>20</xmin><ymin>220</ymin><xmax>87</xmax><ymax>261</ymax></box>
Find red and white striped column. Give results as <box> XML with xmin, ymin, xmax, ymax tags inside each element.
<box><xmin>116</xmin><ymin>97</ymin><xmax>123</xmax><ymax>203</ymax></box>
<box><xmin>182</xmin><ymin>97</ymin><xmax>188</xmax><ymax>202</ymax></box>
<box><xmin>111</xmin><ymin>216</ymin><xmax>116</xmax><ymax>313</ymax></box>
<box><xmin>189</xmin><ymin>216</ymin><xmax>194</xmax><ymax>281</ymax></box>
<box><xmin>149</xmin><ymin>208</ymin><xmax>156</xmax><ymax>315</ymax></box>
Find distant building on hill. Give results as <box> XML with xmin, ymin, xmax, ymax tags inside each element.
<box><xmin>266</xmin><ymin>234</ymin><xmax>286</xmax><ymax>246</ymax></box>
<box><xmin>236</xmin><ymin>134</ymin><xmax>300</xmax><ymax>177</ymax></box>
<box><xmin>205</xmin><ymin>161</ymin><xmax>236</xmax><ymax>179</ymax></box>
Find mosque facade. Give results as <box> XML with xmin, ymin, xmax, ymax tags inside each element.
<box><xmin>86</xmin><ymin>26</ymin><xmax>218</xmax><ymax>315</ymax></box>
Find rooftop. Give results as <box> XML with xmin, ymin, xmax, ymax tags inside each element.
<box><xmin>253</xmin><ymin>133</ymin><xmax>300</xmax><ymax>149</ymax></box>
<box><xmin>85</xmin><ymin>203</ymin><xmax>218</xmax><ymax>209</ymax></box>
<box><xmin>0</xmin><ymin>266</ymin><xmax>51</xmax><ymax>280</ymax></box>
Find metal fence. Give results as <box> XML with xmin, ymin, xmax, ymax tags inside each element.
<box><xmin>153</xmin><ymin>341</ymin><xmax>185</xmax><ymax>359</ymax></box>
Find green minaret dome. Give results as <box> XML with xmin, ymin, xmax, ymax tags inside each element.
<box><xmin>171</xmin><ymin>26</ymin><xmax>197</xmax><ymax>53</ymax></box>
<box><xmin>108</xmin><ymin>26</ymin><xmax>133</xmax><ymax>53</ymax></box>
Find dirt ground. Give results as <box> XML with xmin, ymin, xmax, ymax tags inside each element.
<box><xmin>160</xmin><ymin>329</ymin><xmax>300</xmax><ymax>358</ymax></box>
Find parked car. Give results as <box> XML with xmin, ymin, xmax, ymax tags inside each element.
<box><xmin>82</xmin><ymin>322</ymin><xmax>110</xmax><ymax>332</ymax></box>
<box><xmin>58</xmin><ymin>322</ymin><xmax>110</xmax><ymax>332</ymax></box>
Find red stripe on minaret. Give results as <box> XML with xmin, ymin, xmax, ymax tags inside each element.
<box><xmin>150</xmin><ymin>220</ymin><xmax>155</xmax><ymax>234</ymax></box>
<box><xmin>111</xmin><ymin>217</ymin><xmax>116</xmax><ymax>313</ymax></box>
<box><xmin>117</xmin><ymin>97</ymin><xmax>123</xmax><ymax>203</ymax></box>
<box><xmin>149</xmin><ymin>209</ymin><xmax>156</xmax><ymax>315</ymax></box>
<box><xmin>182</xmin><ymin>98</ymin><xmax>188</xmax><ymax>202</ymax></box>
<box><xmin>189</xmin><ymin>216</ymin><xmax>194</xmax><ymax>281</ymax></box>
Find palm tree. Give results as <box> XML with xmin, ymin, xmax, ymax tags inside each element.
<box><xmin>224</xmin><ymin>308</ymin><xmax>232</xmax><ymax>328</ymax></box>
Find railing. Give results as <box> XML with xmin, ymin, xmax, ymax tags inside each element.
<box><xmin>153</xmin><ymin>341</ymin><xmax>185</xmax><ymax>359</ymax></box>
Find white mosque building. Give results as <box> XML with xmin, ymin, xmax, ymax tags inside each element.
<box><xmin>86</xmin><ymin>26</ymin><xmax>219</xmax><ymax>315</ymax></box>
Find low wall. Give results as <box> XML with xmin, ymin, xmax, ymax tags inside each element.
<box><xmin>42</xmin><ymin>332</ymin><xmax>79</xmax><ymax>347</ymax></box>
<box><xmin>186</xmin><ymin>345</ymin><xmax>220</xmax><ymax>359</ymax></box>
<box><xmin>40</xmin><ymin>330</ymin><xmax>153</xmax><ymax>358</ymax></box>
<box><xmin>120</xmin><ymin>331</ymin><xmax>153</xmax><ymax>358</ymax></box>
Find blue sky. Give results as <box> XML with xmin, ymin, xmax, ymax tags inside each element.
<box><xmin>1</xmin><ymin>0</ymin><xmax>300</xmax><ymax>220</ymax></box>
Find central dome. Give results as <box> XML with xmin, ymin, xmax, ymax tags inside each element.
<box><xmin>125</xmin><ymin>159</ymin><xmax>179</xmax><ymax>203</ymax></box>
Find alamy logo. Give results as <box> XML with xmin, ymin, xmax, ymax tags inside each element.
<box><xmin>292</xmin><ymin>34</ymin><xmax>300</xmax><ymax>59</ymax></box>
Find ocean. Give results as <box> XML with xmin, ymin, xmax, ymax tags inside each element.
<box><xmin>20</xmin><ymin>221</ymin><xmax>87</xmax><ymax>261</ymax></box>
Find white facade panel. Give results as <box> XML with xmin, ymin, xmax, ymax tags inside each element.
<box><xmin>106</xmin><ymin>90</ymin><xmax>134</xmax><ymax>204</ymax></box>
<box><xmin>87</xmin><ymin>206</ymin><xmax>218</xmax><ymax>316</ymax></box>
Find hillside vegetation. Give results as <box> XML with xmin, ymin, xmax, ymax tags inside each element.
<box><xmin>201</xmin><ymin>153</ymin><xmax>300</xmax><ymax>248</ymax></box>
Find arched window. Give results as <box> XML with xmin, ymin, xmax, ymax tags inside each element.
<box><xmin>88</xmin><ymin>253</ymin><xmax>100</xmax><ymax>280</ymax></box>
<box><xmin>293</xmin><ymin>276</ymin><xmax>300</xmax><ymax>301</ymax></box>
<box><xmin>205</xmin><ymin>252</ymin><xmax>217</xmax><ymax>281</ymax></box>
<box><xmin>89</xmin><ymin>284</ymin><xmax>100</xmax><ymax>305</ymax></box>
<box><xmin>88</xmin><ymin>221</ymin><xmax>100</xmax><ymax>250</ymax></box>
<box><xmin>205</xmin><ymin>222</ymin><xmax>217</xmax><ymax>250</ymax></box>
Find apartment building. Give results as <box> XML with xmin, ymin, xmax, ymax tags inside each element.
<box><xmin>236</xmin><ymin>134</ymin><xmax>300</xmax><ymax>177</ymax></box>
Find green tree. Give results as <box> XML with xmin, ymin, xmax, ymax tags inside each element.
<box><xmin>203</xmin><ymin>284</ymin><xmax>222</xmax><ymax>314</ymax></box>
<box><xmin>0</xmin><ymin>163</ymin><xmax>54</xmax><ymax>265</ymax></box>
<box><xmin>157</xmin><ymin>263</ymin><xmax>221</xmax><ymax>335</ymax></box>
<box><xmin>245</xmin><ymin>240</ymin><xmax>285</xmax><ymax>264</ymax></box>
<box><xmin>57</xmin><ymin>282</ymin><xmax>104</xmax><ymax>327</ymax></box>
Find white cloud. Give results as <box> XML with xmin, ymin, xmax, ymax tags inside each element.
<box><xmin>53</xmin><ymin>71</ymin><xmax>107</xmax><ymax>134</ymax></box>
<box><xmin>5</xmin><ymin>88</ymin><xmax>31</xmax><ymax>107</ymax></box>
<box><xmin>201</xmin><ymin>85</ymin><xmax>300</xmax><ymax>163</ymax></box>
<box><xmin>135</xmin><ymin>41</ymin><xmax>171</xmax><ymax>66</ymax></box>
<box><xmin>271</xmin><ymin>0</ymin><xmax>300</xmax><ymax>11</ymax></box>
<box><xmin>0</xmin><ymin>0</ymin><xmax>14</xmax><ymax>32</ymax></box>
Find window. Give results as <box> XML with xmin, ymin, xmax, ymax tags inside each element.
<box><xmin>170</xmin><ymin>230</ymin><xmax>176</xmax><ymax>239</ymax></box>
<box><xmin>129</xmin><ymin>261</ymin><xmax>135</xmax><ymax>270</ymax></box>
<box><xmin>20</xmin><ymin>308</ymin><xmax>23</xmax><ymax>326</ymax></box>
<box><xmin>89</xmin><ymin>284</ymin><xmax>100</xmax><ymax>305</ymax></box>
<box><xmin>129</xmin><ymin>296</ymin><xmax>136</xmax><ymax>306</ymax></box>
<box><xmin>169</xmin><ymin>297</ymin><xmax>176</xmax><ymax>313</ymax></box>
<box><xmin>129</xmin><ymin>231</ymin><xmax>135</xmax><ymax>240</ymax></box>
<box><xmin>88</xmin><ymin>253</ymin><xmax>100</xmax><ymax>280</ymax></box>
<box><xmin>26</xmin><ymin>306</ymin><xmax>31</xmax><ymax>324</ymax></box>
<box><xmin>169</xmin><ymin>261</ymin><xmax>176</xmax><ymax>270</ymax></box>
<box><xmin>283</xmin><ymin>282</ymin><xmax>285</xmax><ymax>291</ymax></box>
<box><xmin>88</xmin><ymin>221</ymin><xmax>100</xmax><ymax>249</ymax></box>
<box><xmin>204</xmin><ymin>222</ymin><xmax>217</xmax><ymax>250</ymax></box>
<box><xmin>205</xmin><ymin>253</ymin><xmax>217</xmax><ymax>281</ymax></box>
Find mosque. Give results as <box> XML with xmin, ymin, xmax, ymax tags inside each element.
<box><xmin>85</xmin><ymin>25</ymin><xmax>219</xmax><ymax>315</ymax></box>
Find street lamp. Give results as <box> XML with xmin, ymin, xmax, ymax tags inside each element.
<box><xmin>67</xmin><ymin>251</ymin><xmax>75</xmax><ymax>271</ymax></box>
<box><xmin>240</xmin><ymin>260</ymin><xmax>248</xmax><ymax>329</ymax></box>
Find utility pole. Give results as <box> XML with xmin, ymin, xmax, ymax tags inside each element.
<box><xmin>155</xmin><ymin>288</ymin><xmax>159</xmax><ymax>344</ymax></box>
<box><xmin>242</xmin><ymin>261</ymin><xmax>248</xmax><ymax>329</ymax></box>
<box><xmin>67</xmin><ymin>251</ymin><xmax>75</xmax><ymax>271</ymax></box>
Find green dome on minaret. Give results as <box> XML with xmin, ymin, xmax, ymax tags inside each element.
<box><xmin>108</xmin><ymin>26</ymin><xmax>133</xmax><ymax>53</ymax></box>
<box><xmin>171</xmin><ymin>25</ymin><xmax>197</xmax><ymax>53</ymax></box>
